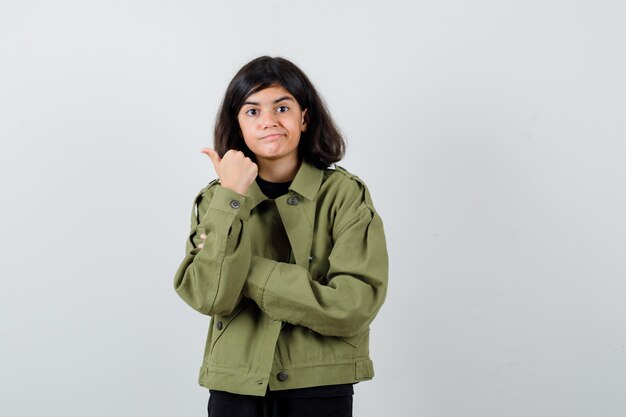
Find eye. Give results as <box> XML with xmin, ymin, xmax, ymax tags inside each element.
<box><xmin>245</xmin><ymin>108</ymin><xmax>258</xmax><ymax>116</ymax></box>
<box><xmin>276</xmin><ymin>105</ymin><xmax>289</xmax><ymax>113</ymax></box>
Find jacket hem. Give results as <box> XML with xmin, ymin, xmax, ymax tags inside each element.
<box><xmin>199</xmin><ymin>365</ymin><xmax>269</xmax><ymax>396</ymax></box>
<box><xmin>198</xmin><ymin>359</ymin><xmax>375</xmax><ymax>396</ymax></box>
<box><xmin>267</xmin><ymin>359</ymin><xmax>374</xmax><ymax>391</ymax></box>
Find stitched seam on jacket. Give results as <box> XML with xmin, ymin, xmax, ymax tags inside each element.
<box><xmin>260</xmin><ymin>261</ymin><xmax>279</xmax><ymax>313</ymax></box>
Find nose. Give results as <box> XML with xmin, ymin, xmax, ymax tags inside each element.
<box><xmin>259</xmin><ymin>111</ymin><xmax>278</xmax><ymax>128</ymax></box>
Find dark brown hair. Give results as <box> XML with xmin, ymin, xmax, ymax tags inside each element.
<box><xmin>214</xmin><ymin>56</ymin><xmax>345</xmax><ymax>169</ymax></box>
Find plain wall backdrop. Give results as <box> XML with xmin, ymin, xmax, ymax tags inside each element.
<box><xmin>1</xmin><ymin>1</ymin><xmax>625</xmax><ymax>416</ymax></box>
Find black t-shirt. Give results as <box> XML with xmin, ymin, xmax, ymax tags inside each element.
<box><xmin>248</xmin><ymin>176</ymin><xmax>354</xmax><ymax>398</ymax></box>
<box><xmin>256</xmin><ymin>176</ymin><xmax>291</xmax><ymax>199</ymax></box>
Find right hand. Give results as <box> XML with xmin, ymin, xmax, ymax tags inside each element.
<box><xmin>201</xmin><ymin>148</ymin><xmax>258</xmax><ymax>195</ymax></box>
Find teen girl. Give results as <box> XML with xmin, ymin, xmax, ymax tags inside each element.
<box><xmin>174</xmin><ymin>56</ymin><xmax>388</xmax><ymax>417</ymax></box>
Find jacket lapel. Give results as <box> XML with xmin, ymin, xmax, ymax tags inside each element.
<box><xmin>276</xmin><ymin>161</ymin><xmax>323</xmax><ymax>268</ymax></box>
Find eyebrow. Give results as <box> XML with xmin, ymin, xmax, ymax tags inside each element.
<box><xmin>242</xmin><ymin>96</ymin><xmax>294</xmax><ymax>106</ymax></box>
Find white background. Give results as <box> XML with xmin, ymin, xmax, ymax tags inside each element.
<box><xmin>1</xmin><ymin>1</ymin><xmax>625</xmax><ymax>416</ymax></box>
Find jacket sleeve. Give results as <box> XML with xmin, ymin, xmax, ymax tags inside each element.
<box><xmin>243</xmin><ymin>190</ymin><xmax>388</xmax><ymax>338</ymax></box>
<box><xmin>173</xmin><ymin>184</ymin><xmax>254</xmax><ymax>316</ymax></box>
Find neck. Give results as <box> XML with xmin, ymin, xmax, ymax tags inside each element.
<box><xmin>257</xmin><ymin>156</ymin><xmax>301</xmax><ymax>183</ymax></box>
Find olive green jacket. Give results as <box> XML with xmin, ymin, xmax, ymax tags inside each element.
<box><xmin>174</xmin><ymin>161</ymin><xmax>388</xmax><ymax>396</ymax></box>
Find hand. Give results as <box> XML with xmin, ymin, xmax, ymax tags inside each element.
<box><xmin>198</xmin><ymin>233</ymin><xmax>206</xmax><ymax>249</ymax></box>
<box><xmin>201</xmin><ymin>148</ymin><xmax>258</xmax><ymax>195</ymax></box>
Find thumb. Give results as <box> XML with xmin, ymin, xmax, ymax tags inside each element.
<box><xmin>201</xmin><ymin>148</ymin><xmax>221</xmax><ymax>169</ymax></box>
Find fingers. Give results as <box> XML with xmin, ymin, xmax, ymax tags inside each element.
<box><xmin>201</xmin><ymin>148</ymin><xmax>257</xmax><ymax>194</ymax></box>
<box><xmin>222</xmin><ymin>149</ymin><xmax>246</xmax><ymax>162</ymax></box>
<box><xmin>201</xmin><ymin>148</ymin><xmax>221</xmax><ymax>168</ymax></box>
<box><xmin>198</xmin><ymin>233</ymin><xmax>206</xmax><ymax>249</ymax></box>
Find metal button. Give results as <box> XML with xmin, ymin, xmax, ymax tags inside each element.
<box><xmin>229</xmin><ymin>200</ymin><xmax>240</xmax><ymax>209</ymax></box>
<box><xmin>277</xmin><ymin>371</ymin><xmax>288</xmax><ymax>382</ymax></box>
<box><xmin>308</xmin><ymin>256</ymin><xmax>313</xmax><ymax>261</ymax></box>
<box><xmin>287</xmin><ymin>196</ymin><xmax>298</xmax><ymax>205</ymax></box>
<box><xmin>216</xmin><ymin>321</ymin><xmax>223</xmax><ymax>330</ymax></box>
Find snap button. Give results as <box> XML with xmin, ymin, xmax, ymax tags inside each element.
<box><xmin>229</xmin><ymin>200</ymin><xmax>240</xmax><ymax>209</ymax></box>
<box><xmin>287</xmin><ymin>196</ymin><xmax>298</xmax><ymax>205</ymax></box>
<box><xmin>216</xmin><ymin>321</ymin><xmax>223</xmax><ymax>330</ymax></box>
<box><xmin>308</xmin><ymin>255</ymin><xmax>313</xmax><ymax>261</ymax></box>
<box><xmin>277</xmin><ymin>371</ymin><xmax>288</xmax><ymax>382</ymax></box>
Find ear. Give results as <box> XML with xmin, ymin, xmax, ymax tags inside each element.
<box><xmin>301</xmin><ymin>108</ymin><xmax>308</xmax><ymax>132</ymax></box>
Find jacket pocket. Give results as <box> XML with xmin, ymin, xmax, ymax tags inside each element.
<box><xmin>210</xmin><ymin>299</ymin><xmax>250</xmax><ymax>352</ymax></box>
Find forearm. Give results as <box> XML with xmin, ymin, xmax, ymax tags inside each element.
<box><xmin>243</xmin><ymin>208</ymin><xmax>388</xmax><ymax>337</ymax></box>
<box><xmin>174</xmin><ymin>186</ymin><xmax>252</xmax><ymax>316</ymax></box>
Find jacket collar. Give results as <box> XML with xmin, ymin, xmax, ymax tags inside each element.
<box><xmin>289</xmin><ymin>160</ymin><xmax>324</xmax><ymax>201</ymax></box>
<box><xmin>244</xmin><ymin>160</ymin><xmax>323</xmax><ymax>209</ymax></box>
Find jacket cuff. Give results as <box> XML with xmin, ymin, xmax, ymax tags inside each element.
<box><xmin>244</xmin><ymin>256</ymin><xmax>278</xmax><ymax>308</ymax></box>
<box><xmin>207</xmin><ymin>185</ymin><xmax>251</xmax><ymax>220</ymax></box>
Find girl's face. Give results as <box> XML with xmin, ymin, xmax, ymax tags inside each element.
<box><xmin>237</xmin><ymin>85</ymin><xmax>307</xmax><ymax>168</ymax></box>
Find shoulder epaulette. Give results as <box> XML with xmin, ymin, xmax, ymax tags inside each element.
<box><xmin>334</xmin><ymin>165</ymin><xmax>363</xmax><ymax>183</ymax></box>
<box><xmin>333</xmin><ymin>166</ymin><xmax>376</xmax><ymax>212</ymax></box>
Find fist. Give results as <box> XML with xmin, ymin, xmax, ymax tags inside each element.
<box><xmin>201</xmin><ymin>148</ymin><xmax>258</xmax><ymax>195</ymax></box>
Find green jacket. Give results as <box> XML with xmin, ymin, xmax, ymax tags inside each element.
<box><xmin>174</xmin><ymin>161</ymin><xmax>388</xmax><ymax>396</ymax></box>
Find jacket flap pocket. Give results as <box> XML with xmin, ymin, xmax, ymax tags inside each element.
<box><xmin>210</xmin><ymin>299</ymin><xmax>250</xmax><ymax>350</ymax></box>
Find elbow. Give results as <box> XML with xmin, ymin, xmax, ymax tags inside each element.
<box><xmin>174</xmin><ymin>287</ymin><xmax>238</xmax><ymax>316</ymax></box>
<box><xmin>340</xmin><ymin>314</ymin><xmax>374</xmax><ymax>338</ymax></box>
<box><xmin>314</xmin><ymin>308</ymin><xmax>376</xmax><ymax>338</ymax></box>
<box><xmin>174</xmin><ymin>269</ymin><xmax>241</xmax><ymax>316</ymax></box>
<box><xmin>174</xmin><ymin>282</ymin><xmax>240</xmax><ymax>316</ymax></box>
<box><xmin>208</xmin><ymin>295</ymin><xmax>240</xmax><ymax>316</ymax></box>
<box><xmin>323</xmin><ymin>288</ymin><xmax>386</xmax><ymax>338</ymax></box>
<box><xmin>173</xmin><ymin>275</ymin><xmax>213</xmax><ymax>316</ymax></box>
<box><xmin>172</xmin><ymin>264</ymin><xmax>214</xmax><ymax>316</ymax></box>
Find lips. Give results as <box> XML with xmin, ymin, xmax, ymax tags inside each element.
<box><xmin>261</xmin><ymin>133</ymin><xmax>285</xmax><ymax>139</ymax></box>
